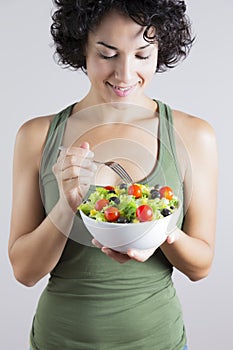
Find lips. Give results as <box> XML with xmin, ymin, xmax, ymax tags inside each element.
<box><xmin>107</xmin><ymin>82</ymin><xmax>137</xmax><ymax>97</ymax></box>
<box><xmin>112</xmin><ymin>85</ymin><xmax>132</xmax><ymax>91</ymax></box>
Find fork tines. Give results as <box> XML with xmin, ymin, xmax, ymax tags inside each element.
<box><xmin>108</xmin><ymin>163</ymin><xmax>133</xmax><ymax>184</ymax></box>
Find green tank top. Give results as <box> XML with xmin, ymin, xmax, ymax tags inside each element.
<box><xmin>30</xmin><ymin>100</ymin><xmax>187</xmax><ymax>350</ymax></box>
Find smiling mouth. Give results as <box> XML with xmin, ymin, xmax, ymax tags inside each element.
<box><xmin>107</xmin><ymin>82</ymin><xmax>138</xmax><ymax>97</ymax></box>
<box><xmin>109</xmin><ymin>83</ymin><xmax>136</xmax><ymax>90</ymax></box>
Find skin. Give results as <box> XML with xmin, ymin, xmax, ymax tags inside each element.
<box><xmin>8</xmin><ymin>10</ymin><xmax>218</xmax><ymax>286</ymax></box>
<box><xmin>80</xmin><ymin>12</ymin><xmax>158</xmax><ymax>108</ymax></box>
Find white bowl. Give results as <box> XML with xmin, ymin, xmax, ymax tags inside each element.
<box><xmin>79</xmin><ymin>203</ymin><xmax>181</xmax><ymax>253</ymax></box>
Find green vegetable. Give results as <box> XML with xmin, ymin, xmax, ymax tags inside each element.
<box><xmin>78</xmin><ymin>183</ymin><xmax>179</xmax><ymax>223</ymax></box>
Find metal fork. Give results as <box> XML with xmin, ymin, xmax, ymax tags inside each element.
<box><xmin>93</xmin><ymin>160</ymin><xmax>133</xmax><ymax>184</ymax></box>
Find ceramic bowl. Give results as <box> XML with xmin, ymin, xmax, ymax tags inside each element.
<box><xmin>79</xmin><ymin>203</ymin><xmax>181</xmax><ymax>253</ymax></box>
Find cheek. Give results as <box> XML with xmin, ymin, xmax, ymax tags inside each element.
<box><xmin>139</xmin><ymin>53</ymin><xmax>158</xmax><ymax>78</ymax></box>
<box><xmin>140</xmin><ymin>63</ymin><xmax>157</xmax><ymax>79</ymax></box>
<box><xmin>87</xmin><ymin>59</ymin><xmax>112</xmax><ymax>82</ymax></box>
<box><xmin>86</xmin><ymin>56</ymin><xmax>110</xmax><ymax>76</ymax></box>
<box><xmin>149</xmin><ymin>51</ymin><xmax>158</xmax><ymax>72</ymax></box>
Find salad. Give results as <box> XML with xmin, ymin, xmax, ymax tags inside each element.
<box><xmin>78</xmin><ymin>183</ymin><xmax>179</xmax><ymax>224</ymax></box>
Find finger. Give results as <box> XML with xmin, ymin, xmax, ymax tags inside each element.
<box><xmin>127</xmin><ymin>247</ymin><xmax>155</xmax><ymax>262</ymax></box>
<box><xmin>59</xmin><ymin>146</ymin><xmax>94</xmax><ymax>159</ymax></box>
<box><xmin>166</xmin><ymin>227</ymin><xmax>180</xmax><ymax>244</ymax></box>
<box><xmin>92</xmin><ymin>239</ymin><xmax>103</xmax><ymax>248</ymax></box>
<box><xmin>72</xmin><ymin>149</ymin><xmax>94</xmax><ymax>159</ymax></box>
<box><xmin>61</xmin><ymin>166</ymin><xmax>95</xmax><ymax>180</ymax></box>
<box><xmin>93</xmin><ymin>240</ymin><xmax>132</xmax><ymax>264</ymax></box>
<box><xmin>80</xmin><ymin>141</ymin><xmax>90</xmax><ymax>150</ymax></box>
<box><xmin>62</xmin><ymin>156</ymin><xmax>97</xmax><ymax>171</ymax></box>
<box><xmin>101</xmin><ymin>247</ymin><xmax>131</xmax><ymax>263</ymax></box>
<box><xmin>68</xmin><ymin>146</ymin><xmax>94</xmax><ymax>158</ymax></box>
<box><xmin>59</xmin><ymin>152</ymin><xmax>94</xmax><ymax>167</ymax></box>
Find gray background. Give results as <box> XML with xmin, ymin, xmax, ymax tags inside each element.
<box><xmin>1</xmin><ymin>1</ymin><xmax>232</xmax><ymax>349</ymax></box>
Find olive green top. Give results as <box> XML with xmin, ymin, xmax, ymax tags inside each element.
<box><xmin>30</xmin><ymin>100</ymin><xmax>186</xmax><ymax>350</ymax></box>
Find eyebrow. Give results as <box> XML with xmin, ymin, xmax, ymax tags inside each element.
<box><xmin>96</xmin><ymin>41</ymin><xmax>151</xmax><ymax>51</ymax></box>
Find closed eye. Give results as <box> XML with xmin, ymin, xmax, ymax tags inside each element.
<box><xmin>98</xmin><ymin>53</ymin><xmax>150</xmax><ymax>60</ymax></box>
<box><xmin>98</xmin><ymin>53</ymin><xmax>117</xmax><ymax>60</ymax></box>
<box><xmin>136</xmin><ymin>55</ymin><xmax>150</xmax><ymax>60</ymax></box>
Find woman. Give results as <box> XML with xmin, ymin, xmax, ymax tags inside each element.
<box><xmin>8</xmin><ymin>1</ymin><xmax>218</xmax><ymax>349</ymax></box>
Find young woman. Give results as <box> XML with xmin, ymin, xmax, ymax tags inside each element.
<box><xmin>8</xmin><ymin>1</ymin><xmax>218</xmax><ymax>349</ymax></box>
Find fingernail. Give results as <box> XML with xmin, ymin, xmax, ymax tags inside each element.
<box><xmin>102</xmin><ymin>247</ymin><xmax>110</xmax><ymax>255</ymax></box>
<box><xmin>128</xmin><ymin>250</ymin><xmax>134</xmax><ymax>257</ymax></box>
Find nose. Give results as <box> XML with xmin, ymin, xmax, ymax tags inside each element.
<box><xmin>114</xmin><ymin>56</ymin><xmax>134</xmax><ymax>83</ymax></box>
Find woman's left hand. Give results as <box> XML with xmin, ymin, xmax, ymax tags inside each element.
<box><xmin>92</xmin><ymin>229</ymin><xmax>180</xmax><ymax>263</ymax></box>
<box><xmin>92</xmin><ymin>239</ymin><xmax>156</xmax><ymax>263</ymax></box>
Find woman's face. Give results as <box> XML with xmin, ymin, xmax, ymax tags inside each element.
<box><xmin>85</xmin><ymin>10</ymin><xmax>158</xmax><ymax>105</ymax></box>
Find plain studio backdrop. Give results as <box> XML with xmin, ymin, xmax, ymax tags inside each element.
<box><xmin>0</xmin><ymin>1</ymin><xmax>232</xmax><ymax>349</ymax></box>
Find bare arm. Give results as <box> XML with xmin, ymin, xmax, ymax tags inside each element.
<box><xmin>8</xmin><ymin>118</ymin><xmax>95</xmax><ymax>286</ymax></box>
<box><xmin>160</xmin><ymin>114</ymin><xmax>218</xmax><ymax>280</ymax></box>
<box><xmin>8</xmin><ymin>117</ymin><xmax>69</xmax><ymax>286</ymax></box>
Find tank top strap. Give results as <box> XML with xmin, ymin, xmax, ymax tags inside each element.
<box><xmin>39</xmin><ymin>103</ymin><xmax>75</xmax><ymax>204</ymax></box>
<box><xmin>46</xmin><ymin>103</ymin><xmax>75</xmax><ymax>142</ymax></box>
<box><xmin>156</xmin><ymin>100</ymin><xmax>183</xmax><ymax>185</ymax></box>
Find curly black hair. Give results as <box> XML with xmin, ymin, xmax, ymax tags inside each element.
<box><xmin>51</xmin><ymin>0</ymin><xmax>194</xmax><ymax>73</ymax></box>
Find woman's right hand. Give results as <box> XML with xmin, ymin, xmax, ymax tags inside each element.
<box><xmin>52</xmin><ymin>141</ymin><xmax>97</xmax><ymax>212</ymax></box>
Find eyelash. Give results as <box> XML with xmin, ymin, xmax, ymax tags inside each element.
<box><xmin>99</xmin><ymin>53</ymin><xmax>150</xmax><ymax>60</ymax></box>
<box><xmin>136</xmin><ymin>55</ymin><xmax>150</xmax><ymax>60</ymax></box>
<box><xmin>99</xmin><ymin>54</ymin><xmax>116</xmax><ymax>60</ymax></box>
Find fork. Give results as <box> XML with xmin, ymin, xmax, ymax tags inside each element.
<box><xmin>93</xmin><ymin>160</ymin><xmax>133</xmax><ymax>184</ymax></box>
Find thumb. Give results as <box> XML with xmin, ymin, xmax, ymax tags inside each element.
<box><xmin>80</xmin><ymin>141</ymin><xmax>90</xmax><ymax>150</ymax></box>
<box><xmin>166</xmin><ymin>227</ymin><xmax>180</xmax><ymax>244</ymax></box>
<box><xmin>79</xmin><ymin>141</ymin><xmax>94</xmax><ymax>159</ymax></box>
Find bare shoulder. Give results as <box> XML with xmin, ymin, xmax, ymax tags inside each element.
<box><xmin>15</xmin><ymin>114</ymin><xmax>56</xmax><ymax>169</ymax></box>
<box><xmin>17</xmin><ymin>114</ymin><xmax>54</xmax><ymax>137</ymax></box>
<box><xmin>172</xmin><ymin>109</ymin><xmax>217</xmax><ymax>150</ymax></box>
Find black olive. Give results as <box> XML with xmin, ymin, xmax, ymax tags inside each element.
<box><xmin>150</xmin><ymin>189</ymin><xmax>161</xmax><ymax>199</ymax></box>
<box><xmin>161</xmin><ymin>208</ymin><xmax>172</xmax><ymax>217</ymax></box>
<box><xmin>117</xmin><ymin>216</ymin><xmax>130</xmax><ymax>223</ymax></box>
<box><xmin>109</xmin><ymin>196</ymin><xmax>120</xmax><ymax>205</ymax></box>
<box><xmin>170</xmin><ymin>206</ymin><xmax>175</xmax><ymax>210</ymax></box>
<box><xmin>108</xmin><ymin>190</ymin><xmax>116</xmax><ymax>194</ymax></box>
<box><xmin>154</xmin><ymin>184</ymin><xmax>162</xmax><ymax>191</ymax></box>
<box><xmin>119</xmin><ymin>183</ymin><xmax>127</xmax><ymax>189</ymax></box>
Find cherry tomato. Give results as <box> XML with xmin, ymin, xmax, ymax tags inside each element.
<box><xmin>104</xmin><ymin>186</ymin><xmax>115</xmax><ymax>191</ymax></box>
<box><xmin>159</xmin><ymin>186</ymin><xmax>173</xmax><ymax>200</ymax></box>
<box><xmin>95</xmin><ymin>199</ymin><xmax>109</xmax><ymax>211</ymax></box>
<box><xmin>136</xmin><ymin>204</ymin><xmax>153</xmax><ymax>222</ymax></box>
<box><xmin>128</xmin><ymin>184</ymin><xmax>142</xmax><ymax>198</ymax></box>
<box><xmin>104</xmin><ymin>207</ymin><xmax>120</xmax><ymax>222</ymax></box>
